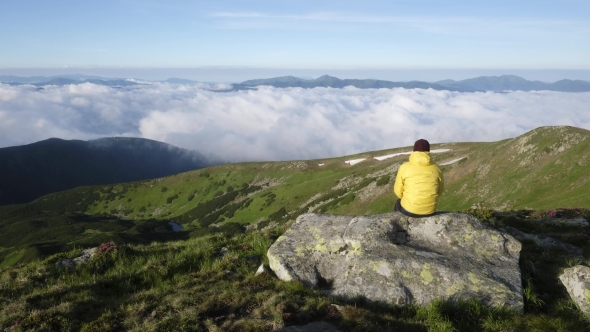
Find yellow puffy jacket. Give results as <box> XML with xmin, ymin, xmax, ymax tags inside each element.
<box><xmin>393</xmin><ymin>151</ymin><xmax>444</xmax><ymax>215</ymax></box>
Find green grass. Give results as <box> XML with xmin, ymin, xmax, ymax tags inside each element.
<box><xmin>0</xmin><ymin>249</ymin><xmax>26</xmax><ymax>268</ymax></box>
<box><xmin>2</xmin><ymin>127</ymin><xmax>590</xmax><ymax>267</ymax></box>
<box><xmin>2</xmin><ymin>209</ymin><xmax>590</xmax><ymax>331</ymax></box>
<box><xmin>1</xmin><ymin>121</ymin><xmax>590</xmax><ymax>332</ymax></box>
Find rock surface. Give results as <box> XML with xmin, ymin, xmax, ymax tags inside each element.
<box><xmin>559</xmin><ymin>265</ymin><xmax>590</xmax><ymax>316</ymax></box>
<box><xmin>268</xmin><ymin>213</ymin><xmax>523</xmax><ymax>310</ymax></box>
<box><xmin>272</xmin><ymin>321</ymin><xmax>342</xmax><ymax>332</ymax></box>
<box><xmin>535</xmin><ymin>217</ymin><xmax>589</xmax><ymax>227</ymax></box>
<box><xmin>255</xmin><ymin>264</ymin><xmax>268</xmax><ymax>276</ymax></box>
<box><xmin>504</xmin><ymin>227</ymin><xmax>583</xmax><ymax>257</ymax></box>
<box><xmin>55</xmin><ymin>247</ymin><xmax>98</xmax><ymax>269</ymax></box>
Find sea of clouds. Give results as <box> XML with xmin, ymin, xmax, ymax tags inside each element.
<box><xmin>1</xmin><ymin>82</ymin><xmax>589</xmax><ymax>162</ymax></box>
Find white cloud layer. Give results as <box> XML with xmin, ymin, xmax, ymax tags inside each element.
<box><xmin>1</xmin><ymin>83</ymin><xmax>589</xmax><ymax>162</ymax></box>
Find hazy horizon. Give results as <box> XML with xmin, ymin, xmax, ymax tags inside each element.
<box><xmin>1</xmin><ymin>1</ymin><xmax>589</xmax><ymax>161</ymax></box>
<box><xmin>2</xmin><ymin>68</ymin><xmax>590</xmax><ymax>83</ymax></box>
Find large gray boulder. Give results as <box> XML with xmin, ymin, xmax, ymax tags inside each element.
<box><xmin>559</xmin><ymin>265</ymin><xmax>590</xmax><ymax>316</ymax></box>
<box><xmin>268</xmin><ymin>213</ymin><xmax>523</xmax><ymax>311</ymax></box>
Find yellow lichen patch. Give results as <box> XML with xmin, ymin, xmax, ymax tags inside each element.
<box><xmin>295</xmin><ymin>246</ymin><xmax>306</xmax><ymax>257</ymax></box>
<box><xmin>584</xmin><ymin>289</ymin><xmax>590</xmax><ymax>304</ymax></box>
<box><xmin>274</xmin><ymin>235</ymin><xmax>287</xmax><ymax>243</ymax></box>
<box><xmin>492</xmin><ymin>286</ymin><xmax>509</xmax><ymax>299</ymax></box>
<box><xmin>420</xmin><ymin>264</ymin><xmax>434</xmax><ymax>285</ymax></box>
<box><xmin>468</xmin><ymin>273</ymin><xmax>484</xmax><ymax>292</ymax></box>
<box><xmin>348</xmin><ymin>242</ymin><xmax>361</xmax><ymax>255</ymax></box>
<box><xmin>491</xmin><ymin>235</ymin><xmax>499</xmax><ymax>241</ymax></box>
<box><xmin>329</xmin><ymin>243</ymin><xmax>344</xmax><ymax>252</ymax></box>
<box><xmin>475</xmin><ymin>247</ymin><xmax>494</xmax><ymax>260</ymax></box>
<box><xmin>401</xmin><ymin>270</ymin><xmax>410</xmax><ymax>278</ymax></box>
<box><xmin>446</xmin><ymin>281</ymin><xmax>465</xmax><ymax>296</ymax></box>
<box><xmin>314</xmin><ymin>243</ymin><xmax>327</xmax><ymax>252</ymax></box>
<box><xmin>309</xmin><ymin>226</ymin><xmax>323</xmax><ymax>241</ymax></box>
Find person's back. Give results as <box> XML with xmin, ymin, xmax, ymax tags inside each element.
<box><xmin>393</xmin><ymin>139</ymin><xmax>443</xmax><ymax>217</ymax></box>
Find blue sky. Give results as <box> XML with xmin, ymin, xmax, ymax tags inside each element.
<box><xmin>1</xmin><ymin>0</ymin><xmax>589</xmax><ymax>78</ymax></box>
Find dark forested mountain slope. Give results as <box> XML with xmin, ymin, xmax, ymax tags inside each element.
<box><xmin>0</xmin><ymin>137</ymin><xmax>215</xmax><ymax>205</ymax></box>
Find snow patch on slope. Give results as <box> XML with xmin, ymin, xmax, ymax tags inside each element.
<box><xmin>374</xmin><ymin>149</ymin><xmax>452</xmax><ymax>161</ymax></box>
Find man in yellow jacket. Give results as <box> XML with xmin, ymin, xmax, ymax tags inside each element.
<box><xmin>393</xmin><ymin>139</ymin><xmax>444</xmax><ymax>217</ymax></box>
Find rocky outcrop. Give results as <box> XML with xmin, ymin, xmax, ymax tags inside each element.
<box><xmin>268</xmin><ymin>213</ymin><xmax>523</xmax><ymax>311</ymax></box>
<box><xmin>535</xmin><ymin>217</ymin><xmax>589</xmax><ymax>227</ymax></box>
<box><xmin>559</xmin><ymin>265</ymin><xmax>590</xmax><ymax>316</ymax></box>
<box><xmin>504</xmin><ymin>227</ymin><xmax>583</xmax><ymax>257</ymax></box>
<box><xmin>55</xmin><ymin>247</ymin><xmax>98</xmax><ymax>269</ymax></box>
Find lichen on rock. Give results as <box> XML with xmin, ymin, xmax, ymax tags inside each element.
<box><xmin>559</xmin><ymin>265</ymin><xmax>590</xmax><ymax>316</ymax></box>
<box><xmin>268</xmin><ymin>212</ymin><xmax>523</xmax><ymax>311</ymax></box>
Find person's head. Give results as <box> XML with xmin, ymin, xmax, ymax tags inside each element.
<box><xmin>413</xmin><ymin>139</ymin><xmax>430</xmax><ymax>152</ymax></box>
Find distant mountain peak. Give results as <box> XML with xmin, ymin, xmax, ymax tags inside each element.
<box><xmin>316</xmin><ymin>75</ymin><xmax>341</xmax><ymax>81</ymax></box>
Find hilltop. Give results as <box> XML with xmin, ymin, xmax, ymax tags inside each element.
<box><xmin>0</xmin><ymin>137</ymin><xmax>215</xmax><ymax>206</ymax></box>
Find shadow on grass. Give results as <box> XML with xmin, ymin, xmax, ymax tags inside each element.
<box><xmin>0</xmin><ymin>212</ymin><xmax>192</xmax><ymax>266</ymax></box>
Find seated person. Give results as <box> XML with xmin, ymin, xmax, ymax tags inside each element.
<box><xmin>393</xmin><ymin>139</ymin><xmax>444</xmax><ymax>217</ymax></box>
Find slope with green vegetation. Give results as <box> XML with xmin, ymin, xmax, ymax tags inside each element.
<box><xmin>1</xmin><ymin>125</ymin><xmax>590</xmax><ymax>330</ymax></box>
<box><xmin>1</xmin><ymin>208</ymin><xmax>590</xmax><ymax>331</ymax></box>
<box><xmin>1</xmin><ymin>126</ymin><xmax>589</xmax><ymax>268</ymax></box>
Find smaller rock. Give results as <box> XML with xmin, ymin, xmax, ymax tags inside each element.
<box><xmin>55</xmin><ymin>247</ymin><xmax>99</xmax><ymax>269</ymax></box>
<box><xmin>271</xmin><ymin>321</ymin><xmax>341</xmax><ymax>332</ymax></box>
<box><xmin>55</xmin><ymin>259</ymin><xmax>77</xmax><ymax>269</ymax></box>
<box><xmin>73</xmin><ymin>247</ymin><xmax>99</xmax><ymax>265</ymax></box>
<box><xmin>536</xmin><ymin>217</ymin><xmax>589</xmax><ymax>227</ymax></box>
<box><xmin>218</xmin><ymin>247</ymin><xmax>230</xmax><ymax>257</ymax></box>
<box><xmin>559</xmin><ymin>265</ymin><xmax>590</xmax><ymax>316</ymax></box>
<box><xmin>504</xmin><ymin>227</ymin><xmax>583</xmax><ymax>257</ymax></box>
<box><xmin>225</xmin><ymin>270</ymin><xmax>235</xmax><ymax>276</ymax></box>
<box><xmin>255</xmin><ymin>264</ymin><xmax>267</xmax><ymax>276</ymax></box>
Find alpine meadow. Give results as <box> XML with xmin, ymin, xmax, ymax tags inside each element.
<box><xmin>1</xmin><ymin>125</ymin><xmax>590</xmax><ymax>330</ymax></box>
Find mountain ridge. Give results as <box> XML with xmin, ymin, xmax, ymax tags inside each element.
<box><xmin>3</xmin><ymin>74</ymin><xmax>590</xmax><ymax>92</ymax></box>
<box><xmin>240</xmin><ymin>74</ymin><xmax>590</xmax><ymax>92</ymax></box>
<box><xmin>0</xmin><ymin>137</ymin><xmax>216</xmax><ymax>206</ymax></box>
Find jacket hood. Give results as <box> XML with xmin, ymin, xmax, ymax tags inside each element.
<box><xmin>409</xmin><ymin>151</ymin><xmax>432</xmax><ymax>166</ymax></box>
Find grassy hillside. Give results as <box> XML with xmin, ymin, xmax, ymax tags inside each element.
<box><xmin>2</xmin><ymin>126</ymin><xmax>590</xmax><ymax>330</ymax></box>
<box><xmin>1</xmin><ymin>208</ymin><xmax>590</xmax><ymax>331</ymax></box>
<box><xmin>440</xmin><ymin>126</ymin><xmax>590</xmax><ymax>210</ymax></box>
<box><xmin>1</xmin><ymin>126</ymin><xmax>589</xmax><ymax>268</ymax></box>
